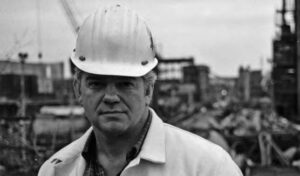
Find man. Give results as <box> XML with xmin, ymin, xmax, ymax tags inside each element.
<box><xmin>38</xmin><ymin>4</ymin><xmax>243</xmax><ymax>176</ymax></box>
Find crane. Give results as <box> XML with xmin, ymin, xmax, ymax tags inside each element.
<box><xmin>59</xmin><ymin>0</ymin><xmax>81</xmax><ymax>34</ymax></box>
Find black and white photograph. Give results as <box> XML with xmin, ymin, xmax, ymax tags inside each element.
<box><xmin>0</xmin><ymin>0</ymin><xmax>300</xmax><ymax>175</ymax></box>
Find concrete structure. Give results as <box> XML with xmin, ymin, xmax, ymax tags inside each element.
<box><xmin>0</xmin><ymin>58</ymin><xmax>67</xmax><ymax>117</ymax></box>
<box><xmin>250</xmin><ymin>70</ymin><xmax>264</xmax><ymax>98</ymax></box>
<box><xmin>0</xmin><ymin>60</ymin><xmax>64</xmax><ymax>79</ymax></box>
<box><xmin>183</xmin><ymin>65</ymin><xmax>210</xmax><ymax>102</ymax></box>
<box><xmin>0</xmin><ymin>74</ymin><xmax>38</xmax><ymax>99</ymax></box>
<box><xmin>237</xmin><ymin>66</ymin><xmax>264</xmax><ymax>102</ymax></box>
<box><xmin>237</xmin><ymin>66</ymin><xmax>251</xmax><ymax>102</ymax></box>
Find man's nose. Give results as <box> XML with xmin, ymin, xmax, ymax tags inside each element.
<box><xmin>103</xmin><ymin>84</ymin><xmax>120</xmax><ymax>104</ymax></box>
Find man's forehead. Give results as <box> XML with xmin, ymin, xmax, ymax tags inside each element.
<box><xmin>83</xmin><ymin>73</ymin><xmax>140</xmax><ymax>81</ymax></box>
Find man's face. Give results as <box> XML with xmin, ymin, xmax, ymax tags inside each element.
<box><xmin>75</xmin><ymin>73</ymin><xmax>152</xmax><ymax>135</ymax></box>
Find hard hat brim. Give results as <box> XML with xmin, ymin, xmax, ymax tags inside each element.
<box><xmin>71</xmin><ymin>54</ymin><xmax>158</xmax><ymax>77</ymax></box>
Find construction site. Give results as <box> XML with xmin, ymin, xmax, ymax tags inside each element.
<box><xmin>1</xmin><ymin>0</ymin><xmax>300</xmax><ymax>175</ymax></box>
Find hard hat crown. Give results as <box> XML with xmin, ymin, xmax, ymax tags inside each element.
<box><xmin>71</xmin><ymin>4</ymin><xmax>158</xmax><ymax>77</ymax></box>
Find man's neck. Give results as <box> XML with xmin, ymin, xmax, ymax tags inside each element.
<box><xmin>95</xmin><ymin>131</ymin><xmax>135</xmax><ymax>159</ymax></box>
<box><xmin>91</xmin><ymin>111</ymin><xmax>150</xmax><ymax>176</ymax></box>
<box><xmin>93</xmin><ymin>110</ymin><xmax>150</xmax><ymax>170</ymax></box>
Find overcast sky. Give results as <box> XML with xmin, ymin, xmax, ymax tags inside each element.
<box><xmin>0</xmin><ymin>0</ymin><xmax>282</xmax><ymax>77</ymax></box>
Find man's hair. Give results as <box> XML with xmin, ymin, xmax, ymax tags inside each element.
<box><xmin>141</xmin><ymin>70</ymin><xmax>157</xmax><ymax>91</ymax></box>
<box><xmin>73</xmin><ymin>67</ymin><xmax>157</xmax><ymax>92</ymax></box>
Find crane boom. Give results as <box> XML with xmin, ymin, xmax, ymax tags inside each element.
<box><xmin>60</xmin><ymin>0</ymin><xmax>80</xmax><ymax>34</ymax></box>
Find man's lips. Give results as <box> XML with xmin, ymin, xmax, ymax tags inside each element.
<box><xmin>98</xmin><ymin>111</ymin><xmax>125</xmax><ymax>115</ymax></box>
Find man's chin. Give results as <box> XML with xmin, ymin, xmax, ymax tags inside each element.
<box><xmin>98</xmin><ymin>123</ymin><xmax>128</xmax><ymax>136</ymax></box>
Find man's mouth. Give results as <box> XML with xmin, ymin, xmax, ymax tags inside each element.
<box><xmin>99</xmin><ymin>111</ymin><xmax>125</xmax><ymax>115</ymax></box>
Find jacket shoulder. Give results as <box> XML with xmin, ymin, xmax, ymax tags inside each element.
<box><xmin>37</xmin><ymin>127</ymin><xmax>93</xmax><ymax>175</ymax></box>
<box><xmin>163</xmin><ymin>124</ymin><xmax>242</xmax><ymax>175</ymax></box>
<box><xmin>164</xmin><ymin>123</ymin><xmax>229</xmax><ymax>161</ymax></box>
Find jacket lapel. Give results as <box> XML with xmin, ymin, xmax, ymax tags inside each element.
<box><xmin>54</xmin><ymin>155</ymin><xmax>86</xmax><ymax>176</ymax></box>
<box><xmin>138</xmin><ymin>108</ymin><xmax>166</xmax><ymax>163</ymax></box>
<box><xmin>52</xmin><ymin>127</ymin><xmax>93</xmax><ymax>176</ymax></box>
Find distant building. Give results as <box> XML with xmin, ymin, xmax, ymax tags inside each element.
<box><xmin>237</xmin><ymin>66</ymin><xmax>250</xmax><ymax>101</ymax></box>
<box><xmin>296</xmin><ymin>0</ymin><xmax>300</xmax><ymax>122</ymax></box>
<box><xmin>156</xmin><ymin>56</ymin><xmax>194</xmax><ymax>82</ymax></box>
<box><xmin>151</xmin><ymin>55</ymin><xmax>194</xmax><ymax>112</ymax></box>
<box><xmin>0</xmin><ymin>60</ymin><xmax>64</xmax><ymax>79</ymax></box>
<box><xmin>250</xmin><ymin>70</ymin><xmax>264</xmax><ymax>98</ymax></box>
<box><xmin>0</xmin><ymin>59</ymin><xmax>66</xmax><ymax>116</ymax></box>
<box><xmin>237</xmin><ymin>66</ymin><xmax>263</xmax><ymax>102</ymax></box>
<box><xmin>183</xmin><ymin>65</ymin><xmax>210</xmax><ymax>102</ymax></box>
<box><xmin>52</xmin><ymin>79</ymin><xmax>75</xmax><ymax>104</ymax></box>
<box><xmin>272</xmin><ymin>0</ymin><xmax>298</xmax><ymax>121</ymax></box>
<box><xmin>210</xmin><ymin>76</ymin><xmax>237</xmax><ymax>103</ymax></box>
<box><xmin>0</xmin><ymin>74</ymin><xmax>57</xmax><ymax>116</ymax></box>
<box><xmin>151</xmin><ymin>55</ymin><xmax>196</xmax><ymax>119</ymax></box>
<box><xmin>0</xmin><ymin>59</ymin><xmax>65</xmax><ymax>96</ymax></box>
<box><xmin>0</xmin><ymin>74</ymin><xmax>38</xmax><ymax>99</ymax></box>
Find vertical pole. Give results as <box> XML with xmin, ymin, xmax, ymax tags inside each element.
<box><xmin>18</xmin><ymin>53</ymin><xmax>27</xmax><ymax>160</ymax></box>
<box><xmin>20</xmin><ymin>57</ymin><xmax>26</xmax><ymax>117</ymax></box>
<box><xmin>258</xmin><ymin>132</ymin><xmax>272</xmax><ymax>166</ymax></box>
<box><xmin>36</xmin><ymin>0</ymin><xmax>43</xmax><ymax>60</ymax></box>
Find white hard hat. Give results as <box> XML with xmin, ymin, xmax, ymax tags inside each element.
<box><xmin>71</xmin><ymin>4</ymin><xmax>158</xmax><ymax>77</ymax></box>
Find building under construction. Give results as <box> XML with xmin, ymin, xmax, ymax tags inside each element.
<box><xmin>272</xmin><ymin>0</ymin><xmax>300</xmax><ymax>122</ymax></box>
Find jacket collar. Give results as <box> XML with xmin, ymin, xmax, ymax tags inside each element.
<box><xmin>139</xmin><ymin>108</ymin><xmax>166</xmax><ymax>163</ymax></box>
<box><xmin>51</xmin><ymin>108</ymin><xmax>166</xmax><ymax>167</ymax></box>
<box><xmin>50</xmin><ymin>127</ymin><xmax>93</xmax><ymax>166</ymax></box>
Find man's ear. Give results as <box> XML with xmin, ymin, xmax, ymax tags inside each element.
<box><xmin>145</xmin><ymin>84</ymin><xmax>154</xmax><ymax>106</ymax></box>
<box><xmin>73</xmin><ymin>79</ymin><xmax>82</xmax><ymax>104</ymax></box>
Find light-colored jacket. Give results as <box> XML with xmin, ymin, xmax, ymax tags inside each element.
<box><xmin>38</xmin><ymin>109</ymin><xmax>243</xmax><ymax>176</ymax></box>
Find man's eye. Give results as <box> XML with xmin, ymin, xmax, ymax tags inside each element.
<box><xmin>118</xmin><ymin>81</ymin><xmax>134</xmax><ymax>88</ymax></box>
<box><xmin>87</xmin><ymin>81</ymin><xmax>105</xmax><ymax>89</ymax></box>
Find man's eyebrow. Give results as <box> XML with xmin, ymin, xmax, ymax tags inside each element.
<box><xmin>84</xmin><ymin>75</ymin><xmax>137</xmax><ymax>81</ymax></box>
<box><xmin>108</xmin><ymin>76</ymin><xmax>137</xmax><ymax>82</ymax></box>
<box><xmin>120</xmin><ymin>77</ymin><xmax>136</xmax><ymax>81</ymax></box>
<box><xmin>85</xmin><ymin>75</ymin><xmax>101</xmax><ymax>80</ymax></box>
